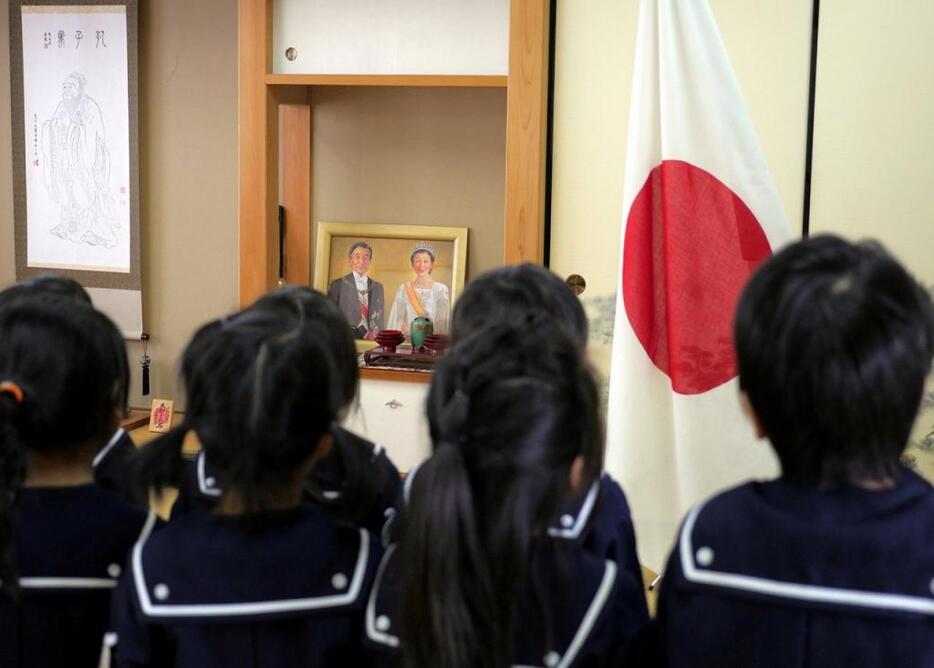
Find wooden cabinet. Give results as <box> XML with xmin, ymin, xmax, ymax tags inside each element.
<box><xmin>238</xmin><ymin>1</ymin><xmax>550</xmax><ymax>468</ymax></box>
<box><xmin>237</xmin><ymin>0</ymin><xmax>551</xmax><ymax>306</ymax></box>
<box><xmin>342</xmin><ymin>375</ymin><xmax>432</xmax><ymax>474</ymax></box>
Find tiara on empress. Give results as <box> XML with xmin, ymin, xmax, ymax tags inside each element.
<box><xmin>412</xmin><ymin>241</ymin><xmax>435</xmax><ymax>255</ymax></box>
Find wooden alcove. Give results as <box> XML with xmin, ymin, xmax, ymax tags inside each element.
<box><xmin>237</xmin><ymin>1</ymin><xmax>550</xmax><ymax>380</ymax></box>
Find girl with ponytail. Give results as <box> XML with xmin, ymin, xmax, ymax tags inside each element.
<box><xmin>168</xmin><ymin>286</ymin><xmax>401</xmax><ymax>533</ymax></box>
<box><xmin>111</xmin><ymin>296</ymin><xmax>381</xmax><ymax>667</ymax></box>
<box><xmin>0</xmin><ymin>276</ymin><xmax>142</xmax><ymax>505</ymax></box>
<box><xmin>0</xmin><ymin>297</ymin><xmax>149</xmax><ymax>667</ymax></box>
<box><xmin>366</xmin><ymin>321</ymin><xmax>649</xmax><ymax>667</ymax></box>
<box><xmin>448</xmin><ymin>263</ymin><xmax>648</xmax><ymax>622</ymax></box>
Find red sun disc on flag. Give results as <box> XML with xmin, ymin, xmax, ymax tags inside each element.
<box><xmin>622</xmin><ymin>160</ymin><xmax>772</xmax><ymax>395</ymax></box>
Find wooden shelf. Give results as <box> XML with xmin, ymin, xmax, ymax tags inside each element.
<box><xmin>360</xmin><ymin>367</ymin><xmax>432</xmax><ymax>383</ymax></box>
<box><xmin>121</xmin><ymin>409</ymin><xmax>151</xmax><ymax>431</ymax></box>
<box><xmin>238</xmin><ymin>0</ymin><xmax>548</xmax><ymax>305</ymax></box>
<box><xmin>265</xmin><ymin>74</ymin><xmax>507</xmax><ymax>88</ymax></box>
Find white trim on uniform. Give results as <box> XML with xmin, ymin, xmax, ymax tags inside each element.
<box><xmin>555</xmin><ymin>560</ymin><xmax>617</xmax><ymax>668</ymax></box>
<box><xmin>92</xmin><ymin>428</ymin><xmax>126</xmax><ymax>469</ymax></box>
<box><xmin>547</xmin><ymin>481</ymin><xmax>600</xmax><ymax>540</ymax></box>
<box><xmin>372</xmin><ymin>443</ymin><xmax>384</xmax><ymax>457</ymax></box>
<box><xmin>197</xmin><ymin>452</ymin><xmax>222</xmax><ymax>497</ymax></box>
<box><xmin>402</xmin><ymin>462</ymin><xmax>422</xmax><ymax>506</ymax></box>
<box><xmin>20</xmin><ymin>577</ymin><xmax>117</xmax><ymax>589</ymax></box>
<box><xmin>131</xmin><ymin>520</ymin><xmax>371</xmax><ymax>617</ymax></box>
<box><xmin>364</xmin><ymin>544</ymin><xmax>400</xmax><ymax>648</ymax></box>
<box><xmin>680</xmin><ymin>503</ymin><xmax>934</xmax><ymax>616</ymax></box>
<box><xmin>380</xmin><ymin>508</ymin><xmax>397</xmax><ymax>549</ymax></box>
<box><xmin>18</xmin><ymin>511</ymin><xmax>156</xmax><ymax>591</ymax></box>
<box><xmin>363</xmin><ymin>550</ymin><xmax>618</xmax><ymax>664</ymax></box>
<box><xmin>139</xmin><ymin>510</ymin><xmax>159</xmax><ymax>538</ymax></box>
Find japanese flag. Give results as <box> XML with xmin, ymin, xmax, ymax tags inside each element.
<box><xmin>606</xmin><ymin>0</ymin><xmax>793</xmax><ymax>568</ymax></box>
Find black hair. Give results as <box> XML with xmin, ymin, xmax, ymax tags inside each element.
<box><xmin>251</xmin><ymin>286</ymin><xmax>390</xmax><ymax>524</ymax></box>
<box><xmin>734</xmin><ymin>234</ymin><xmax>934</xmax><ymax>488</ymax></box>
<box><xmin>0</xmin><ymin>274</ymin><xmax>92</xmax><ymax>307</ymax></box>
<box><xmin>399</xmin><ymin>322</ymin><xmax>602</xmax><ymax>668</ymax></box>
<box><xmin>0</xmin><ymin>298</ymin><xmax>128</xmax><ymax>598</ymax></box>
<box><xmin>135</xmin><ymin>293</ymin><xmax>349</xmax><ymax>515</ymax></box>
<box><xmin>348</xmin><ymin>241</ymin><xmax>373</xmax><ymax>260</ymax></box>
<box><xmin>253</xmin><ymin>286</ymin><xmax>359</xmax><ymax>408</ymax></box>
<box><xmin>450</xmin><ymin>263</ymin><xmax>588</xmax><ymax>347</ymax></box>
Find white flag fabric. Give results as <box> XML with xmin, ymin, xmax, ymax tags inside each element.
<box><xmin>606</xmin><ymin>0</ymin><xmax>793</xmax><ymax>569</ymax></box>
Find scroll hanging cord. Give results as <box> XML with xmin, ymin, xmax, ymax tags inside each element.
<box><xmin>140</xmin><ymin>333</ymin><xmax>150</xmax><ymax>396</ymax></box>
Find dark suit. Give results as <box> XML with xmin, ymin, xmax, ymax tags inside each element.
<box><xmin>329</xmin><ymin>273</ymin><xmax>385</xmax><ymax>339</ymax></box>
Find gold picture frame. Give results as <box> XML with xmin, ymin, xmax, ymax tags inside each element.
<box><xmin>314</xmin><ymin>222</ymin><xmax>469</xmax><ymax>350</ymax></box>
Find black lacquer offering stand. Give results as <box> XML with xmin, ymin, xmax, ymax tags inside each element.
<box><xmin>363</xmin><ymin>344</ymin><xmax>439</xmax><ymax>371</ymax></box>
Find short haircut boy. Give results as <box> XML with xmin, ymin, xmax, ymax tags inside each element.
<box><xmin>734</xmin><ymin>234</ymin><xmax>934</xmax><ymax>487</ymax></box>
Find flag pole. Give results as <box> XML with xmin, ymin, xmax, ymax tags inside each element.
<box><xmin>801</xmin><ymin>0</ymin><xmax>821</xmax><ymax>238</ymax></box>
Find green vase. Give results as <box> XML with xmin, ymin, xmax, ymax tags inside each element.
<box><xmin>410</xmin><ymin>316</ymin><xmax>433</xmax><ymax>350</ymax></box>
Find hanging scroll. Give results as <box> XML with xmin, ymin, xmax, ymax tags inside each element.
<box><xmin>10</xmin><ymin>0</ymin><xmax>142</xmax><ymax>337</ymax></box>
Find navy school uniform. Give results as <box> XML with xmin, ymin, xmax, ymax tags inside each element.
<box><xmin>111</xmin><ymin>504</ymin><xmax>382</xmax><ymax>667</ymax></box>
<box><xmin>0</xmin><ymin>484</ymin><xmax>151</xmax><ymax>667</ymax></box>
<box><xmin>647</xmin><ymin>468</ymin><xmax>934</xmax><ymax>667</ymax></box>
<box><xmin>548</xmin><ymin>473</ymin><xmax>649</xmax><ymax>622</ymax></box>
<box><xmin>171</xmin><ymin>427</ymin><xmax>401</xmax><ymax>535</ymax></box>
<box><xmin>368</xmin><ymin>468</ymin><xmax>650</xmax><ymax>666</ymax></box>
<box><xmin>94</xmin><ymin>427</ymin><xmax>148</xmax><ymax>506</ymax></box>
<box><xmin>365</xmin><ymin>538</ymin><xmax>641</xmax><ymax>668</ymax></box>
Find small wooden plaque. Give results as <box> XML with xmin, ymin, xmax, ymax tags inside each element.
<box><xmin>149</xmin><ymin>399</ymin><xmax>174</xmax><ymax>433</ymax></box>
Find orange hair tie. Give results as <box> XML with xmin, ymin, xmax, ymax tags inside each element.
<box><xmin>0</xmin><ymin>382</ymin><xmax>24</xmax><ymax>404</ymax></box>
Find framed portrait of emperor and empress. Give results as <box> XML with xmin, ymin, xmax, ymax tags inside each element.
<box><xmin>313</xmin><ymin>222</ymin><xmax>468</xmax><ymax>343</ymax></box>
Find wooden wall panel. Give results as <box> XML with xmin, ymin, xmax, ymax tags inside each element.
<box><xmin>238</xmin><ymin>0</ymin><xmax>278</xmax><ymax>306</ymax></box>
<box><xmin>280</xmin><ymin>102</ymin><xmax>312</xmax><ymax>285</ymax></box>
<box><xmin>504</xmin><ymin>0</ymin><xmax>550</xmax><ymax>264</ymax></box>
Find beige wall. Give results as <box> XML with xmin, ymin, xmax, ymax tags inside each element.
<box><xmin>0</xmin><ymin>0</ymin><xmax>239</xmax><ymax>409</ymax></box>
<box><xmin>809</xmin><ymin>0</ymin><xmax>934</xmax><ymax>282</ymax></box>
<box><xmin>311</xmin><ymin>86</ymin><xmax>506</xmax><ymax>282</ymax></box>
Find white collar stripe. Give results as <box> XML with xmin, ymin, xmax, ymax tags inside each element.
<box><xmin>365</xmin><ymin>544</ymin><xmax>400</xmax><ymax>647</ymax></box>
<box><xmin>548</xmin><ymin>481</ymin><xmax>600</xmax><ymax>540</ymax></box>
<box><xmin>362</xmin><ymin>550</ymin><xmax>618</xmax><ymax>660</ymax></box>
<box><xmin>197</xmin><ymin>452</ymin><xmax>222</xmax><ymax>497</ymax></box>
<box><xmin>132</xmin><ymin>524</ymin><xmax>370</xmax><ymax>617</ymax></box>
<box><xmin>680</xmin><ymin>503</ymin><xmax>934</xmax><ymax>616</ymax></box>
<box><xmin>402</xmin><ymin>462</ymin><xmax>422</xmax><ymax>506</ymax></box>
<box><xmin>92</xmin><ymin>428</ymin><xmax>126</xmax><ymax>469</ymax></box>
<box><xmin>556</xmin><ymin>559</ymin><xmax>617</xmax><ymax>668</ymax></box>
<box><xmin>20</xmin><ymin>577</ymin><xmax>116</xmax><ymax>589</ymax></box>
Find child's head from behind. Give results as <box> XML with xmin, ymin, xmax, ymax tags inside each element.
<box><xmin>735</xmin><ymin>234</ymin><xmax>934</xmax><ymax>487</ymax></box>
<box><xmin>0</xmin><ymin>297</ymin><xmax>127</xmax><ymax>457</ymax></box>
<box><xmin>0</xmin><ymin>274</ymin><xmax>92</xmax><ymax>308</ymax></box>
<box><xmin>403</xmin><ymin>322</ymin><xmax>601</xmax><ymax>667</ymax></box>
<box><xmin>250</xmin><ymin>285</ymin><xmax>358</xmax><ymax>411</ymax></box>
<box><xmin>0</xmin><ymin>297</ymin><xmax>127</xmax><ymax>598</ymax></box>
<box><xmin>450</xmin><ymin>263</ymin><xmax>588</xmax><ymax>348</ymax></box>
<box><xmin>180</xmin><ymin>293</ymin><xmax>350</xmax><ymax>512</ymax></box>
<box><xmin>428</xmin><ymin>322</ymin><xmax>602</xmax><ymax>500</ymax></box>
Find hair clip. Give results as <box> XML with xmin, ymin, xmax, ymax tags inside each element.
<box><xmin>0</xmin><ymin>381</ymin><xmax>24</xmax><ymax>404</ymax></box>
